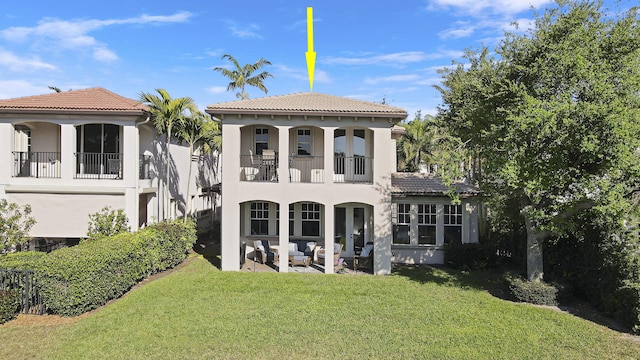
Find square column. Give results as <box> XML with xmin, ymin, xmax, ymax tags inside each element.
<box><xmin>373</xmin><ymin>202</ymin><xmax>392</xmax><ymax>275</ymax></box>
<box><xmin>60</xmin><ymin>124</ymin><xmax>76</xmax><ymax>180</ymax></box>
<box><xmin>221</xmin><ymin>124</ymin><xmax>242</xmax><ymax>271</ymax></box>
<box><xmin>324</xmin><ymin>204</ymin><xmax>334</xmax><ymax>274</ymax></box>
<box><xmin>278</xmin><ymin>200</ymin><xmax>289</xmax><ymax>272</ymax></box>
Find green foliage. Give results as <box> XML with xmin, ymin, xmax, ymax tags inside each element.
<box><xmin>444</xmin><ymin>243</ymin><xmax>499</xmax><ymax>270</ymax></box>
<box><xmin>436</xmin><ymin>1</ymin><xmax>640</xmax><ymax>280</ymax></box>
<box><xmin>87</xmin><ymin>206</ymin><xmax>130</xmax><ymax>239</ymax></box>
<box><xmin>213</xmin><ymin>54</ymin><xmax>273</xmax><ymax>99</ymax></box>
<box><xmin>0</xmin><ymin>199</ymin><xmax>36</xmax><ymax>253</ymax></box>
<box><xmin>0</xmin><ymin>251</ymin><xmax>46</xmax><ymax>270</ymax></box>
<box><xmin>0</xmin><ymin>289</ymin><xmax>20</xmax><ymax>324</ymax></box>
<box><xmin>36</xmin><ymin>220</ymin><xmax>196</xmax><ymax>316</ymax></box>
<box><xmin>505</xmin><ymin>273</ymin><xmax>559</xmax><ymax>306</ymax></box>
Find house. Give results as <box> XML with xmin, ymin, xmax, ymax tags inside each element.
<box><xmin>206</xmin><ymin>92</ymin><xmax>480</xmax><ymax>274</ymax></box>
<box><xmin>0</xmin><ymin>88</ymin><xmax>217</xmax><ymax>248</ymax></box>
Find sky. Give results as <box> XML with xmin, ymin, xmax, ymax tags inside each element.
<box><xmin>0</xmin><ymin>0</ymin><xmax>629</xmax><ymax>118</ymax></box>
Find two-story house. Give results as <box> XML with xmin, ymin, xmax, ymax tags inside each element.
<box><xmin>206</xmin><ymin>92</ymin><xmax>479</xmax><ymax>275</ymax></box>
<box><xmin>0</xmin><ymin>88</ymin><xmax>217</xmax><ymax>249</ymax></box>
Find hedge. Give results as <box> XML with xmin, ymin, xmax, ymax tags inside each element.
<box><xmin>0</xmin><ymin>251</ymin><xmax>46</xmax><ymax>270</ymax></box>
<box><xmin>0</xmin><ymin>289</ymin><xmax>20</xmax><ymax>324</ymax></box>
<box><xmin>0</xmin><ymin>220</ymin><xmax>196</xmax><ymax>317</ymax></box>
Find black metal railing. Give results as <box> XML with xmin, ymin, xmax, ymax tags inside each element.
<box><xmin>334</xmin><ymin>155</ymin><xmax>373</xmax><ymax>183</ymax></box>
<box><xmin>139</xmin><ymin>154</ymin><xmax>152</xmax><ymax>180</ymax></box>
<box><xmin>240</xmin><ymin>154</ymin><xmax>279</xmax><ymax>182</ymax></box>
<box><xmin>289</xmin><ymin>156</ymin><xmax>324</xmax><ymax>183</ymax></box>
<box><xmin>0</xmin><ymin>269</ymin><xmax>44</xmax><ymax>315</ymax></box>
<box><xmin>12</xmin><ymin>151</ymin><xmax>61</xmax><ymax>178</ymax></box>
<box><xmin>75</xmin><ymin>152</ymin><xmax>123</xmax><ymax>179</ymax></box>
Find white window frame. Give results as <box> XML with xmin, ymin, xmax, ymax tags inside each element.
<box><xmin>301</xmin><ymin>202</ymin><xmax>321</xmax><ymax>237</ymax></box>
<box><xmin>250</xmin><ymin>202</ymin><xmax>270</xmax><ymax>235</ymax></box>
<box><xmin>443</xmin><ymin>204</ymin><xmax>463</xmax><ymax>245</ymax></box>
<box><xmin>393</xmin><ymin>203</ymin><xmax>411</xmax><ymax>245</ymax></box>
<box><xmin>296</xmin><ymin>128</ymin><xmax>312</xmax><ymax>156</ymax></box>
<box><xmin>417</xmin><ymin>204</ymin><xmax>437</xmax><ymax>245</ymax></box>
<box><xmin>254</xmin><ymin>127</ymin><xmax>269</xmax><ymax>156</ymax></box>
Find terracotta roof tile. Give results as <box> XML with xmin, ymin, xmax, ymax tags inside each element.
<box><xmin>206</xmin><ymin>92</ymin><xmax>407</xmax><ymax>119</ymax></box>
<box><xmin>0</xmin><ymin>87</ymin><xmax>148</xmax><ymax>113</ymax></box>
<box><xmin>391</xmin><ymin>173</ymin><xmax>480</xmax><ymax>196</ymax></box>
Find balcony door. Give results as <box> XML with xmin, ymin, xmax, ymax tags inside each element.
<box><xmin>334</xmin><ymin>128</ymin><xmax>369</xmax><ymax>182</ymax></box>
<box><xmin>335</xmin><ymin>205</ymin><xmax>367</xmax><ymax>257</ymax></box>
<box><xmin>76</xmin><ymin>124</ymin><xmax>120</xmax><ymax>176</ymax></box>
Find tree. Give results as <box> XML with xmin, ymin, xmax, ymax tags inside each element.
<box><xmin>0</xmin><ymin>199</ymin><xmax>36</xmax><ymax>253</ymax></box>
<box><xmin>213</xmin><ymin>54</ymin><xmax>273</xmax><ymax>99</ymax></box>
<box><xmin>436</xmin><ymin>1</ymin><xmax>640</xmax><ymax>281</ymax></box>
<box><xmin>87</xmin><ymin>206</ymin><xmax>130</xmax><ymax>239</ymax></box>
<box><xmin>175</xmin><ymin>110</ymin><xmax>221</xmax><ymax>222</ymax></box>
<box><xmin>139</xmin><ymin>89</ymin><xmax>197</xmax><ymax>220</ymax></box>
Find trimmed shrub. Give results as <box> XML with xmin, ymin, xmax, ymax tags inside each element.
<box><xmin>0</xmin><ymin>251</ymin><xmax>46</xmax><ymax>270</ymax></box>
<box><xmin>505</xmin><ymin>273</ymin><xmax>559</xmax><ymax>306</ymax></box>
<box><xmin>36</xmin><ymin>220</ymin><xmax>196</xmax><ymax>316</ymax></box>
<box><xmin>0</xmin><ymin>289</ymin><xmax>20</xmax><ymax>324</ymax></box>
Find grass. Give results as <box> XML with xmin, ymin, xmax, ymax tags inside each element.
<box><xmin>1</xmin><ymin>256</ymin><xmax>639</xmax><ymax>359</ymax></box>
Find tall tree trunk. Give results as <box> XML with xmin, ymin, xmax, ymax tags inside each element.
<box><xmin>184</xmin><ymin>144</ymin><xmax>194</xmax><ymax>224</ymax></box>
<box><xmin>523</xmin><ymin>209</ymin><xmax>544</xmax><ymax>282</ymax></box>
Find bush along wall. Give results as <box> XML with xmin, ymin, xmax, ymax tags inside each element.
<box><xmin>34</xmin><ymin>220</ymin><xmax>196</xmax><ymax>317</ymax></box>
<box><xmin>0</xmin><ymin>289</ymin><xmax>20</xmax><ymax>324</ymax></box>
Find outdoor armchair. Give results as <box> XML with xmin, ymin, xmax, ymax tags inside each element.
<box><xmin>254</xmin><ymin>240</ymin><xmax>279</xmax><ymax>264</ymax></box>
<box><xmin>317</xmin><ymin>243</ymin><xmax>343</xmax><ymax>266</ymax></box>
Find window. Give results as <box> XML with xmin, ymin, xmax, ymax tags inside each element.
<box><xmin>250</xmin><ymin>202</ymin><xmax>269</xmax><ymax>235</ymax></box>
<box><xmin>297</xmin><ymin>128</ymin><xmax>312</xmax><ymax>156</ymax></box>
<box><xmin>301</xmin><ymin>202</ymin><xmax>320</xmax><ymax>236</ymax></box>
<box><xmin>444</xmin><ymin>204</ymin><xmax>463</xmax><ymax>245</ymax></box>
<box><xmin>418</xmin><ymin>204</ymin><xmax>437</xmax><ymax>245</ymax></box>
<box><xmin>393</xmin><ymin>203</ymin><xmax>411</xmax><ymax>244</ymax></box>
<box><xmin>255</xmin><ymin>128</ymin><xmax>269</xmax><ymax>155</ymax></box>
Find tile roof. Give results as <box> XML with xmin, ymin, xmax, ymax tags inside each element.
<box><xmin>206</xmin><ymin>92</ymin><xmax>407</xmax><ymax>119</ymax></box>
<box><xmin>0</xmin><ymin>87</ymin><xmax>149</xmax><ymax>114</ymax></box>
<box><xmin>391</xmin><ymin>173</ymin><xmax>480</xmax><ymax>196</ymax></box>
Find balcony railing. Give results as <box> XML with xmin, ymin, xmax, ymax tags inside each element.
<box><xmin>12</xmin><ymin>151</ymin><xmax>61</xmax><ymax>178</ymax></box>
<box><xmin>334</xmin><ymin>155</ymin><xmax>373</xmax><ymax>183</ymax></box>
<box><xmin>139</xmin><ymin>154</ymin><xmax>152</xmax><ymax>180</ymax></box>
<box><xmin>75</xmin><ymin>152</ymin><xmax>122</xmax><ymax>179</ymax></box>
<box><xmin>289</xmin><ymin>156</ymin><xmax>324</xmax><ymax>183</ymax></box>
<box><xmin>240</xmin><ymin>153</ymin><xmax>279</xmax><ymax>182</ymax></box>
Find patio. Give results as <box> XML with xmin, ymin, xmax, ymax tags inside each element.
<box><xmin>240</xmin><ymin>257</ymin><xmax>371</xmax><ymax>275</ymax></box>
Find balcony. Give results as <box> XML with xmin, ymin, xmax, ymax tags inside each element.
<box><xmin>240</xmin><ymin>152</ymin><xmax>279</xmax><ymax>182</ymax></box>
<box><xmin>289</xmin><ymin>156</ymin><xmax>324</xmax><ymax>183</ymax></box>
<box><xmin>139</xmin><ymin>154</ymin><xmax>152</xmax><ymax>180</ymax></box>
<box><xmin>75</xmin><ymin>152</ymin><xmax>123</xmax><ymax>179</ymax></box>
<box><xmin>12</xmin><ymin>151</ymin><xmax>61</xmax><ymax>178</ymax></box>
<box><xmin>334</xmin><ymin>156</ymin><xmax>373</xmax><ymax>184</ymax></box>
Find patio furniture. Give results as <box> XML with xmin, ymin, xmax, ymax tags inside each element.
<box><xmin>317</xmin><ymin>243</ymin><xmax>343</xmax><ymax>266</ymax></box>
<box><xmin>287</xmin><ymin>240</ymin><xmax>317</xmax><ymax>263</ymax></box>
<box><xmin>290</xmin><ymin>255</ymin><xmax>310</xmax><ymax>267</ymax></box>
<box><xmin>262</xmin><ymin>149</ymin><xmax>277</xmax><ymax>181</ymax></box>
<box><xmin>254</xmin><ymin>240</ymin><xmax>278</xmax><ymax>264</ymax></box>
<box><xmin>35</xmin><ymin>238</ymin><xmax>52</xmax><ymax>252</ymax></box>
<box><xmin>354</xmin><ymin>242</ymin><xmax>374</xmax><ymax>272</ymax></box>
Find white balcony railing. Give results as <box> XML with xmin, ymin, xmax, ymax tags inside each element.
<box><xmin>289</xmin><ymin>156</ymin><xmax>324</xmax><ymax>183</ymax></box>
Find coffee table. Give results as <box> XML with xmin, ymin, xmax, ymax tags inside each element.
<box><xmin>290</xmin><ymin>255</ymin><xmax>310</xmax><ymax>267</ymax></box>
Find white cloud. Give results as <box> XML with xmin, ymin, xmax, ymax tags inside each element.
<box><xmin>0</xmin><ymin>11</ymin><xmax>192</xmax><ymax>62</ymax></box>
<box><xmin>438</xmin><ymin>23</ymin><xmax>476</xmax><ymax>39</ymax></box>
<box><xmin>206</xmin><ymin>86</ymin><xmax>228</xmax><ymax>94</ymax></box>
<box><xmin>92</xmin><ymin>47</ymin><xmax>119</xmax><ymax>62</ymax></box>
<box><xmin>364</xmin><ymin>74</ymin><xmax>420</xmax><ymax>85</ymax></box>
<box><xmin>274</xmin><ymin>64</ymin><xmax>331</xmax><ymax>83</ymax></box>
<box><xmin>225</xmin><ymin>21</ymin><xmax>263</xmax><ymax>39</ymax></box>
<box><xmin>427</xmin><ymin>0</ymin><xmax>552</xmax><ymax>16</ymax></box>
<box><xmin>0</xmin><ymin>80</ymin><xmax>49</xmax><ymax>99</ymax></box>
<box><xmin>0</xmin><ymin>48</ymin><xmax>56</xmax><ymax>71</ymax></box>
<box><xmin>324</xmin><ymin>50</ymin><xmax>464</xmax><ymax>67</ymax></box>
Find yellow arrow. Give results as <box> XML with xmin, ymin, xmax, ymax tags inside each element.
<box><xmin>305</xmin><ymin>7</ymin><xmax>316</xmax><ymax>92</ymax></box>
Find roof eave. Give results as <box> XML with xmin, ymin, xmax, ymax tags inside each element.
<box><xmin>205</xmin><ymin>108</ymin><xmax>407</xmax><ymax>120</ymax></box>
<box><xmin>0</xmin><ymin>108</ymin><xmax>149</xmax><ymax>117</ymax></box>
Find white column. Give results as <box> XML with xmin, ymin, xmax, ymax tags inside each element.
<box><xmin>323</xmin><ymin>127</ymin><xmax>335</xmax><ymax>185</ymax></box>
<box><xmin>276</xmin><ymin>126</ymin><xmax>289</xmax><ymax>184</ymax></box>
<box><xmin>278</xmin><ymin>200</ymin><xmax>289</xmax><ymax>272</ymax></box>
<box><xmin>373</xmin><ymin>202</ymin><xmax>392</xmax><ymax>275</ymax></box>
<box><xmin>324</xmin><ymin>203</ymin><xmax>335</xmax><ymax>274</ymax></box>
<box><xmin>0</xmin><ymin>123</ymin><xmax>12</xmax><ymax>191</ymax></box>
<box><xmin>221</xmin><ymin>124</ymin><xmax>241</xmax><ymax>271</ymax></box>
<box><xmin>60</xmin><ymin>123</ymin><xmax>76</xmax><ymax>180</ymax></box>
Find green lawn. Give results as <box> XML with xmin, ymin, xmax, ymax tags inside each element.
<box><xmin>1</xmin><ymin>256</ymin><xmax>639</xmax><ymax>359</ymax></box>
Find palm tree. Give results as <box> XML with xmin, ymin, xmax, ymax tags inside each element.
<box><xmin>138</xmin><ymin>89</ymin><xmax>197</xmax><ymax>220</ymax></box>
<box><xmin>176</xmin><ymin>110</ymin><xmax>221</xmax><ymax>222</ymax></box>
<box><xmin>213</xmin><ymin>54</ymin><xmax>273</xmax><ymax>99</ymax></box>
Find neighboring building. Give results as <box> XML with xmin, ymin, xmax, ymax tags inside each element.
<box><xmin>0</xmin><ymin>88</ymin><xmax>217</xmax><ymax>248</ymax></box>
<box><xmin>206</xmin><ymin>92</ymin><xmax>480</xmax><ymax>274</ymax></box>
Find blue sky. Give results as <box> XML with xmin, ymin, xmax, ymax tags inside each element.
<box><xmin>0</xmin><ymin>0</ymin><xmax>628</xmax><ymax>118</ymax></box>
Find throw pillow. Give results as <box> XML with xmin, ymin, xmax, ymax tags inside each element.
<box><xmin>360</xmin><ymin>244</ymin><xmax>373</xmax><ymax>257</ymax></box>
